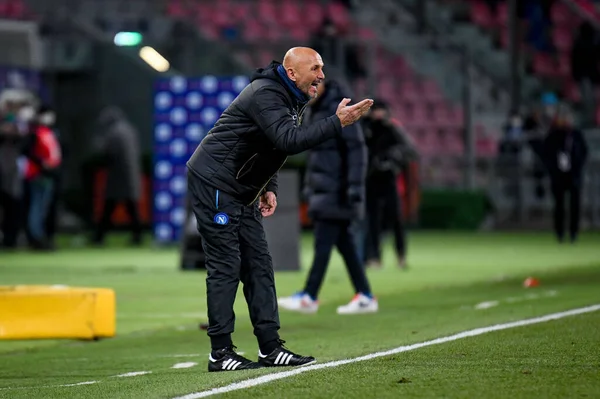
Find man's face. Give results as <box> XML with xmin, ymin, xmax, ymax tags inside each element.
<box><xmin>289</xmin><ymin>54</ymin><xmax>325</xmax><ymax>99</ymax></box>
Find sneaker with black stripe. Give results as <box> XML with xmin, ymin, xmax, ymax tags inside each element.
<box><xmin>257</xmin><ymin>340</ymin><xmax>316</xmax><ymax>368</ymax></box>
<box><xmin>208</xmin><ymin>346</ymin><xmax>262</xmax><ymax>372</ymax></box>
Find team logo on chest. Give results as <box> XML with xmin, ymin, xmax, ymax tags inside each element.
<box><xmin>214</xmin><ymin>212</ymin><xmax>229</xmax><ymax>225</ymax></box>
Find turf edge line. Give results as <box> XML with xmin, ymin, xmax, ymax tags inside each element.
<box><xmin>172</xmin><ymin>303</ymin><xmax>600</xmax><ymax>399</ymax></box>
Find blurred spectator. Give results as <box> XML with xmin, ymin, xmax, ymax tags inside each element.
<box><xmin>362</xmin><ymin>100</ymin><xmax>418</xmax><ymax>270</ymax></box>
<box><xmin>38</xmin><ymin>105</ymin><xmax>63</xmax><ymax>249</ymax></box>
<box><xmin>22</xmin><ymin>104</ymin><xmax>62</xmax><ymax>250</ymax></box>
<box><xmin>543</xmin><ymin>105</ymin><xmax>588</xmax><ymax>243</ymax></box>
<box><xmin>309</xmin><ymin>18</ymin><xmax>365</xmax><ymax>81</ymax></box>
<box><xmin>524</xmin><ymin>0</ymin><xmax>555</xmax><ymax>53</ymax></box>
<box><xmin>570</xmin><ymin>21</ymin><xmax>600</xmax><ymax>128</ymax></box>
<box><xmin>91</xmin><ymin>107</ymin><xmax>142</xmax><ymax>246</ymax></box>
<box><xmin>523</xmin><ymin>92</ymin><xmax>559</xmax><ymax>199</ymax></box>
<box><xmin>278</xmin><ymin>78</ymin><xmax>377</xmax><ymax>314</ymax></box>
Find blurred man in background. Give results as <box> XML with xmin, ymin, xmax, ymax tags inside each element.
<box><xmin>523</xmin><ymin>92</ymin><xmax>560</xmax><ymax>200</ymax></box>
<box><xmin>543</xmin><ymin>105</ymin><xmax>589</xmax><ymax>243</ymax></box>
<box><xmin>362</xmin><ymin>100</ymin><xmax>418</xmax><ymax>269</ymax></box>
<box><xmin>92</xmin><ymin>107</ymin><xmax>142</xmax><ymax>246</ymax></box>
<box><xmin>22</xmin><ymin>104</ymin><xmax>62</xmax><ymax>250</ymax></box>
<box><xmin>278</xmin><ymin>77</ymin><xmax>377</xmax><ymax>315</ymax></box>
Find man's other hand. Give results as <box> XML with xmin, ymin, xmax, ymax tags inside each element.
<box><xmin>259</xmin><ymin>191</ymin><xmax>277</xmax><ymax>217</ymax></box>
<box><xmin>336</xmin><ymin>98</ymin><xmax>374</xmax><ymax>128</ymax></box>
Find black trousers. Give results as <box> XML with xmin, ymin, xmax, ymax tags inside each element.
<box><xmin>94</xmin><ymin>198</ymin><xmax>142</xmax><ymax>244</ymax></box>
<box><xmin>304</xmin><ymin>219</ymin><xmax>372</xmax><ymax>299</ymax></box>
<box><xmin>188</xmin><ymin>174</ymin><xmax>280</xmax><ymax>350</ymax></box>
<box><xmin>365</xmin><ymin>176</ymin><xmax>406</xmax><ymax>261</ymax></box>
<box><xmin>0</xmin><ymin>191</ymin><xmax>20</xmax><ymax>248</ymax></box>
<box><xmin>551</xmin><ymin>176</ymin><xmax>582</xmax><ymax>241</ymax></box>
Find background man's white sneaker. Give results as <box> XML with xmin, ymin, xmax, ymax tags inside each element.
<box><xmin>336</xmin><ymin>293</ymin><xmax>378</xmax><ymax>315</ymax></box>
<box><xmin>278</xmin><ymin>293</ymin><xmax>319</xmax><ymax>314</ymax></box>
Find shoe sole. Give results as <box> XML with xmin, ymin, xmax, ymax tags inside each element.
<box><xmin>259</xmin><ymin>360</ymin><xmax>317</xmax><ymax>368</ymax></box>
<box><xmin>208</xmin><ymin>365</ymin><xmax>264</xmax><ymax>372</ymax></box>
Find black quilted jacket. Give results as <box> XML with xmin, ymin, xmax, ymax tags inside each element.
<box><xmin>187</xmin><ymin>61</ymin><xmax>342</xmax><ymax>205</ymax></box>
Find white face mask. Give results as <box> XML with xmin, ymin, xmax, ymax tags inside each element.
<box><xmin>17</xmin><ymin>106</ymin><xmax>36</xmax><ymax>122</ymax></box>
<box><xmin>39</xmin><ymin>112</ymin><xmax>56</xmax><ymax>126</ymax></box>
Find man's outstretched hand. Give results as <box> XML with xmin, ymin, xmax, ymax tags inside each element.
<box><xmin>259</xmin><ymin>191</ymin><xmax>277</xmax><ymax>217</ymax></box>
<box><xmin>336</xmin><ymin>98</ymin><xmax>374</xmax><ymax>127</ymax></box>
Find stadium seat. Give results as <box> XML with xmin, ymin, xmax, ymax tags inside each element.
<box><xmin>532</xmin><ymin>53</ymin><xmax>559</xmax><ymax>78</ymax></box>
<box><xmin>280</xmin><ymin>1</ymin><xmax>302</xmax><ymax>28</ymax></box>
<box><xmin>326</xmin><ymin>1</ymin><xmax>352</xmax><ymax>31</ymax></box>
<box><xmin>470</xmin><ymin>1</ymin><xmax>495</xmax><ymax>28</ymax></box>
<box><xmin>551</xmin><ymin>3</ymin><xmax>574</xmax><ymax>26</ymax></box>
<box><xmin>303</xmin><ymin>1</ymin><xmax>325</xmax><ymax>30</ymax></box>
<box><xmin>552</xmin><ymin>27</ymin><xmax>573</xmax><ymax>53</ymax></box>
<box><xmin>257</xmin><ymin>0</ymin><xmax>278</xmax><ymax>25</ymax></box>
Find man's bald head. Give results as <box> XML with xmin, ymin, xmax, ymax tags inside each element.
<box><xmin>281</xmin><ymin>47</ymin><xmax>325</xmax><ymax>100</ymax></box>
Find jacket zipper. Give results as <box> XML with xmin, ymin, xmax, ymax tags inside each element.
<box><xmin>246</xmin><ymin>103</ymin><xmax>304</xmax><ymax>206</ymax></box>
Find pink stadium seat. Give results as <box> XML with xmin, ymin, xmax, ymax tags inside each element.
<box><xmin>288</xmin><ymin>26</ymin><xmax>310</xmax><ymax>42</ymax></box>
<box><xmin>557</xmin><ymin>55</ymin><xmax>571</xmax><ymax>77</ymax></box>
<box><xmin>497</xmin><ymin>2</ymin><xmax>509</xmax><ymax>26</ymax></box>
<box><xmin>552</xmin><ymin>27</ymin><xmax>573</xmax><ymax>53</ymax></box>
<box><xmin>304</xmin><ymin>1</ymin><xmax>325</xmax><ymax>30</ymax></box>
<box><xmin>470</xmin><ymin>1</ymin><xmax>495</xmax><ymax>28</ymax></box>
<box><xmin>422</xmin><ymin>80</ymin><xmax>445</xmax><ymax>101</ymax></box>
<box><xmin>327</xmin><ymin>2</ymin><xmax>351</xmax><ymax>31</ymax></box>
<box><xmin>399</xmin><ymin>80</ymin><xmax>421</xmax><ymax>103</ymax></box>
<box><xmin>243</xmin><ymin>19</ymin><xmax>267</xmax><ymax>42</ymax></box>
<box><xmin>280</xmin><ymin>1</ymin><xmax>302</xmax><ymax>28</ymax></box>
<box><xmin>196</xmin><ymin>3</ymin><xmax>214</xmax><ymax>24</ymax></box>
<box><xmin>378</xmin><ymin>80</ymin><xmax>397</xmax><ymax>103</ymax></box>
<box><xmin>532</xmin><ymin>53</ymin><xmax>558</xmax><ymax>77</ymax></box>
<box><xmin>257</xmin><ymin>0</ymin><xmax>278</xmax><ymax>24</ymax></box>
<box><xmin>551</xmin><ymin>3</ymin><xmax>574</xmax><ymax>26</ymax></box>
<box><xmin>166</xmin><ymin>0</ymin><xmax>186</xmax><ymax>18</ymax></box>
<box><xmin>392</xmin><ymin>56</ymin><xmax>415</xmax><ymax>78</ymax></box>
<box><xmin>446</xmin><ymin>132</ymin><xmax>465</xmax><ymax>156</ymax></box>
<box><xmin>564</xmin><ymin>80</ymin><xmax>581</xmax><ymax>102</ymax></box>
<box><xmin>230</xmin><ymin>2</ymin><xmax>252</xmax><ymax>23</ymax></box>
<box><xmin>358</xmin><ymin>27</ymin><xmax>377</xmax><ymax>40</ymax></box>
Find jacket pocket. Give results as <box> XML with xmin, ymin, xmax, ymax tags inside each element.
<box><xmin>236</xmin><ymin>153</ymin><xmax>258</xmax><ymax>180</ymax></box>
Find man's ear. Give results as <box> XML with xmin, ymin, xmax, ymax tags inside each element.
<box><xmin>287</xmin><ymin>68</ymin><xmax>297</xmax><ymax>82</ymax></box>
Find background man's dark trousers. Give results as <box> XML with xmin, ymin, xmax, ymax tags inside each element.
<box><xmin>550</xmin><ymin>175</ymin><xmax>582</xmax><ymax>242</ymax></box>
<box><xmin>364</xmin><ymin>176</ymin><xmax>406</xmax><ymax>263</ymax></box>
<box><xmin>304</xmin><ymin>219</ymin><xmax>372</xmax><ymax>299</ymax></box>
<box><xmin>187</xmin><ymin>174</ymin><xmax>280</xmax><ymax>352</ymax></box>
<box><xmin>93</xmin><ymin>198</ymin><xmax>142</xmax><ymax>245</ymax></box>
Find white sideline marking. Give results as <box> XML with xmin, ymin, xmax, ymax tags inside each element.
<box><xmin>61</xmin><ymin>381</ymin><xmax>98</xmax><ymax>387</ymax></box>
<box><xmin>172</xmin><ymin>362</ymin><xmax>198</xmax><ymax>369</ymax></box>
<box><xmin>172</xmin><ymin>304</ymin><xmax>600</xmax><ymax>399</ymax></box>
<box><xmin>474</xmin><ymin>301</ymin><xmax>499</xmax><ymax>310</ymax></box>
<box><xmin>113</xmin><ymin>371</ymin><xmax>151</xmax><ymax>378</ymax></box>
<box><xmin>475</xmin><ymin>290</ymin><xmax>559</xmax><ymax>309</ymax></box>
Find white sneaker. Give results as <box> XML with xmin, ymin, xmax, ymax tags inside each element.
<box><xmin>278</xmin><ymin>293</ymin><xmax>319</xmax><ymax>314</ymax></box>
<box><xmin>336</xmin><ymin>293</ymin><xmax>378</xmax><ymax>315</ymax></box>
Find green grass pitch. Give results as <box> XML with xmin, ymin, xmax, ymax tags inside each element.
<box><xmin>1</xmin><ymin>231</ymin><xmax>599</xmax><ymax>398</ymax></box>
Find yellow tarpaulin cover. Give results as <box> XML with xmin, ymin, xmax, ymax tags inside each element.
<box><xmin>0</xmin><ymin>285</ymin><xmax>115</xmax><ymax>340</ymax></box>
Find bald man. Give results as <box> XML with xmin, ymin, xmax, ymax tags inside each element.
<box><xmin>187</xmin><ymin>47</ymin><xmax>373</xmax><ymax>372</ymax></box>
